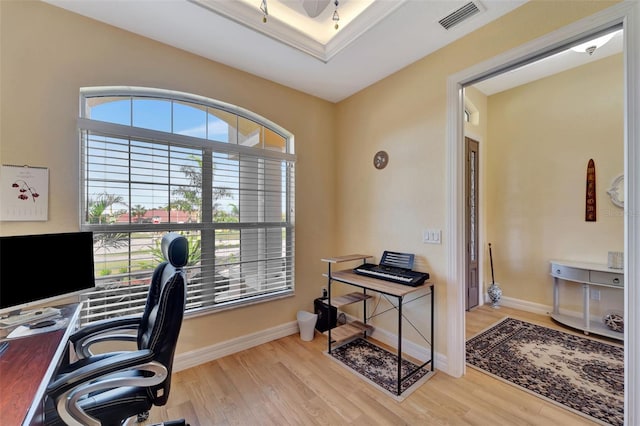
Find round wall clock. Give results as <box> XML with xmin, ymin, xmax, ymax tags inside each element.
<box><xmin>373</xmin><ymin>150</ymin><xmax>388</xmax><ymax>170</ymax></box>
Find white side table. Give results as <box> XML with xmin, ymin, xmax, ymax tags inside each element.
<box><xmin>550</xmin><ymin>260</ymin><xmax>623</xmax><ymax>340</ymax></box>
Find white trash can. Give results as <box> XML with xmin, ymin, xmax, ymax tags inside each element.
<box><xmin>297</xmin><ymin>310</ymin><xmax>318</xmax><ymax>341</ymax></box>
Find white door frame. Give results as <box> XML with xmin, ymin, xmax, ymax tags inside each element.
<box><xmin>445</xmin><ymin>2</ymin><xmax>639</xmax><ymax>423</ymax></box>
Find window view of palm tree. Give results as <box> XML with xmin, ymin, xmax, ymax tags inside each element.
<box><xmin>79</xmin><ymin>88</ymin><xmax>295</xmax><ymax>323</ymax></box>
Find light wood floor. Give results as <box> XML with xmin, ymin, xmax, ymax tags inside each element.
<box><xmin>143</xmin><ymin>305</ymin><xmax>607</xmax><ymax>425</ymax></box>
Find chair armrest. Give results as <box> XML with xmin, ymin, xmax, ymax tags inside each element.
<box><xmin>47</xmin><ymin>349</ymin><xmax>155</xmax><ymax>395</ymax></box>
<box><xmin>70</xmin><ymin>316</ymin><xmax>141</xmax><ymax>358</ymax></box>
<box><xmin>47</xmin><ymin>349</ymin><xmax>167</xmax><ymax>426</ymax></box>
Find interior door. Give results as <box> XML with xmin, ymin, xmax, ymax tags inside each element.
<box><xmin>465</xmin><ymin>137</ymin><xmax>479</xmax><ymax>310</ymax></box>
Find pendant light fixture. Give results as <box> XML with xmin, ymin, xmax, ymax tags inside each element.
<box><xmin>259</xmin><ymin>0</ymin><xmax>339</xmax><ymax>30</ymax></box>
<box><xmin>260</xmin><ymin>0</ymin><xmax>268</xmax><ymax>23</ymax></box>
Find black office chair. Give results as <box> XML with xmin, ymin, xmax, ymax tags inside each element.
<box><xmin>44</xmin><ymin>232</ymin><xmax>189</xmax><ymax>426</ymax></box>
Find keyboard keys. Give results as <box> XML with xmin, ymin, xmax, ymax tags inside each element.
<box><xmin>353</xmin><ymin>264</ymin><xmax>428</xmax><ymax>286</ymax></box>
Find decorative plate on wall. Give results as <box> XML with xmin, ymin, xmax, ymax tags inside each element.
<box><xmin>373</xmin><ymin>150</ymin><xmax>388</xmax><ymax>170</ymax></box>
<box><xmin>607</xmin><ymin>173</ymin><xmax>624</xmax><ymax>208</ymax></box>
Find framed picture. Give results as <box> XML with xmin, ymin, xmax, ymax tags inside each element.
<box><xmin>0</xmin><ymin>164</ymin><xmax>49</xmax><ymax>221</ymax></box>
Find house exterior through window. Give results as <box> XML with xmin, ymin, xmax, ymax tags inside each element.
<box><xmin>78</xmin><ymin>87</ymin><xmax>295</xmax><ymax>323</ymax></box>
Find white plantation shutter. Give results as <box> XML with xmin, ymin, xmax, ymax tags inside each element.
<box><xmin>78</xmin><ymin>87</ymin><xmax>295</xmax><ymax>324</ymax></box>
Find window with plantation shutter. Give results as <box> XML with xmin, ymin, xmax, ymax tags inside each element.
<box><xmin>78</xmin><ymin>87</ymin><xmax>295</xmax><ymax>324</ymax></box>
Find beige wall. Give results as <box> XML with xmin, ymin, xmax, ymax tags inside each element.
<box><xmin>0</xmin><ymin>1</ymin><xmax>336</xmax><ymax>353</ymax></box>
<box><xmin>0</xmin><ymin>0</ymin><xmax>620</xmax><ymax>364</ymax></box>
<box><xmin>485</xmin><ymin>54</ymin><xmax>624</xmax><ymax>314</ymax></box>
<box><xmin>333</xmin><ymin>0</ymin><xmax>617</xmax><ymax>355</ymax></box>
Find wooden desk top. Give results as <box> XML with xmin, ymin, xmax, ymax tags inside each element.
<box><xmin>321</xmin><ymin>254</ymin><xmax>372</xmax><ymax>264</ymax></box>
<box><xmin>327</xmin><ymin>270</ymin><xmax>430</xmax><ymax>297</ymax></box>
<box><xmin>0</xmin><ymin>303</ymin><xmax>81</xmax><ymax>426</ymax></box>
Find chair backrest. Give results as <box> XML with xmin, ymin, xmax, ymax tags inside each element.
<box><xmin>137</xmin><ymin>232</ymin><xmax>189</xmax><ymax>405</ymax></box>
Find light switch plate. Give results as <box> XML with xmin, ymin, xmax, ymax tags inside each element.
<box><xmin>423</xmin><ymin>229</ymin><xmax>441</xmax><ymax>244</ymax></box>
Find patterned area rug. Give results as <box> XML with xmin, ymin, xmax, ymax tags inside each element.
<box><xmin>329</xmin><ymin>338</ymin><xmax>434</xmax><ymax>401</ymax></box>
<box><xmin>466</xmin><ymin>318</ymin><xmax>624</xmax><ymax>426</ymax></box>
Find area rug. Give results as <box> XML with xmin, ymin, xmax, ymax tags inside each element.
<box><xmin>328</xmin><ymin>338</ymin><xmax>435</xmax><ymax>401</ymax></box>
<box><xmin>466</xmin><ymin>317</ymin><xmax>623</xmax><ymax>426</ymax></box>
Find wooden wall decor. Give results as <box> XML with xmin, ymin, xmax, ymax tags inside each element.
<box><xmin>585</xmin><ymin>159</ymin><xmax>596</xmax><ymax>221</ymax></box>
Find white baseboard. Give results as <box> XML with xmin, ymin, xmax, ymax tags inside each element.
<box><xmin>174</xmin><ymin>297</ymin><xmax>561</xmax><ymax>374</ymax></box>
<box><xmin>173</xmin><ymin>320</ymin><xmax>299</xmax><ymax>372</ymax></box>
<box><xmin>174</xmin><ymin>313</ymin><xmax>446</xmax><ymax>374</ymax></box>
<box><xmin>490</xmin><ymin>295</ymin><xmax>551</xmax><ymax>316</ymax></box>
<box><xmin>485</xmin><ymin>294</ymin><xmax>605</xmax><ymax>323</ymax></box>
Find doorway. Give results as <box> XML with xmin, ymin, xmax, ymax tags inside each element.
<box><xmin>463</xmin><ymin>26</ymin><xmax>624</xmax><ymax>313</ymax></box>
<box><xmin>445</xmin><ymin>9</ymin><xmax>639</xmax><ymax>420</ymax></box>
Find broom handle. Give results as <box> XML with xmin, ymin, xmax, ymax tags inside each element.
<box><xmin>489</xmin><ymin>243</ymin><xmax>495</xmax><ymax>285</ymax></box>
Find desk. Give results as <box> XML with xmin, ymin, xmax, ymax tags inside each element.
<box><xmin>322</xmin><ymin>255</ymin><xmax>434</xmax><ymax>396</ymax></box>
<box><xmin>0</xmin><ymin>303</ymin><xmax>81</xmax><ymax>425</ymax></box>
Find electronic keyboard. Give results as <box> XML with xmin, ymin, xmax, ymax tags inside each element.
<box><xmin>353</xmin><ymin>251</ymin><xmax>429</xmax><ymax>286</ymax></box>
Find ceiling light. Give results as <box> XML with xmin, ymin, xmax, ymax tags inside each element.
<box><xmin>259</xmin><ymin>0</ymin><xmax>340</xmax><ymax>30</ymax></box>
<box><xmin>571</xmin><ymin>32</ymin><xmax>616</xmax><ymax>55</ymax></box>
<box><xmin>260</xmin><ymin>0</ymin><xmax>268</xmax><ymax>23</ymax></box>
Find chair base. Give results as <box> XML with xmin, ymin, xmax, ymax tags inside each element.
<box><xmin>123</xmin><ymin>412</ymin><xmax>186</xmax><ymax>426</ymax></box>
<box><xmin>124</xmin><ymin>412</ymin><xmax>188</xmax><ymax>426</ymax></box>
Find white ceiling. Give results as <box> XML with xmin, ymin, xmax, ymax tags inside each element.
<box><xmin>44</xmin><ymin>0</ymin><xmax>527</xmax><ymax>102</ymax></box>
<box><xmin>43</xmin><ymin>0</ymin><xmax>621</xmax><ymax>102</ymax></box>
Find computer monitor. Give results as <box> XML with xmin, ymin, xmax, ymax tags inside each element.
<box><xmin>0</xmin><ymin>231</ymin><xmax>96</xmax><ymax>315</ymax></box>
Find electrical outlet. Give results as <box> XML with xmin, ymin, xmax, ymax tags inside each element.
<box><xmin>591</xmin><ymin>289</ymin><xmax>601</xmax><ymax>300</ymax></box>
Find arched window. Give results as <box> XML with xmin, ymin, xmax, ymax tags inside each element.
<box><xmin>79</xmin><ymin>87</ymin><xmax>295</xmax><ymax>322</ymax></box>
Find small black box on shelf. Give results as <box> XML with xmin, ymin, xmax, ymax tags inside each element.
<box><xmin>314</xmin><ymin>298</ymin><xmax>337</xmax><ymax>332</ymax></box>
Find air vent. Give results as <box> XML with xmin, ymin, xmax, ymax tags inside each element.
<box><xmin>438</xmin><ymin>1</ymin><xmax>481</xmax><ymax>30</ymax></box>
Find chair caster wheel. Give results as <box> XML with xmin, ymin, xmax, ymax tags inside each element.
<box><xmin>137</xmin><ymin>411</ymin><xmax>150</xmax><ymax>422</ymax></box>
